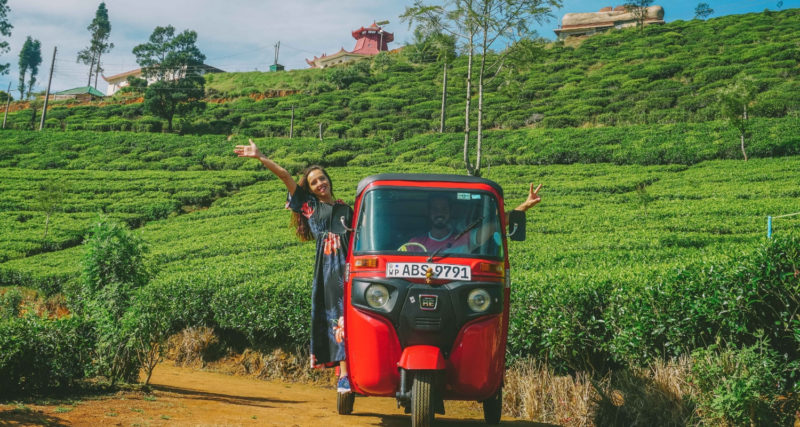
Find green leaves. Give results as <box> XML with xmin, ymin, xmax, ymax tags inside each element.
<box><xmin>132</xmin><ymin>25</ymin><xmax>206</xmax><ymax>130</ymax></box>
<box><xmin>17</xmin><ymin>36</ymin><xmax>41</xmax><ymax>99</ymax></box>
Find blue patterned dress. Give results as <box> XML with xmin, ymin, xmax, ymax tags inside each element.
<box><xmin>287</xmin><ymin>186</ymin><xmax>351</xmax><ymax>368</ymax></box>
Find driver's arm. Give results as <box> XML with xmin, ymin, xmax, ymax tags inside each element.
<box><xmin>504</xmin><ymin>183</ymin><xmax>542</xmax><ymax>225</ymax></box>
<box><xmin>472</xmin><ymin>183</ymin><xmax>542</xmax><ymax>247</ymax></box>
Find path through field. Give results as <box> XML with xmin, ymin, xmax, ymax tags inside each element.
<box><xmin>0</xmin><ymin>364</ymin><xmax>551</xmax><ymax>426</ymax></box>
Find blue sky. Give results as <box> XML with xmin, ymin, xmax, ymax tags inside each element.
<box><xmin>0</xmin><ymin>0</ymin><xmax>795</xmax><ymax>97</ymax></box>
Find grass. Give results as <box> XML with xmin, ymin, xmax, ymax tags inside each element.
<box><xmin>503</xmin><ymin>357</ymin><xmax>695</xmax><ymax>426</ymax></box>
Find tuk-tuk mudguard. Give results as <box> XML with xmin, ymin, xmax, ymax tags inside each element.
<box><xmin>444</xmin><ymin>314</ymin><xmax>505</xmax><ymax>401</ymax></box>
<box><xmin>397</xmin><ymin>345</ymin><xmax>446</xmax><ymax>370</ymax></box>
<box><xmin>346</xmin><ymin>306</ymin><xmax>403</xmax><ymax>396</ymax></box>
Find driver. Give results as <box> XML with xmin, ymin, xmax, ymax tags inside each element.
<box><xmin>404</xmin><ymin>183</ymin><xmax>542</xmax><ymax>254</ymax></box>
<box><xmin>406</xmin><ymin>195</ymin><xmax>471</xmax><ymax>253</ymax></box>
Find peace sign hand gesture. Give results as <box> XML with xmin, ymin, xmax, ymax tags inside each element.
<box><xmin>518</xmin><ymin>183</ymin><xmax>542</xmax><ymax>212</ymax></box>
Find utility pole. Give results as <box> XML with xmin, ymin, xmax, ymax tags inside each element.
<box><xmin>376</xmin><ymin>20</ymin><xmax>390</xmax><ymax>52</ymax></box>
<box><xmin>270</xmin><ymin>41</ymin><xmax>284</xmax><ymax>72</ymax></box>
<box><xmin>2</xmin><ymin>82</ymin><xmax>10</xmax><ymax>129</ymax></box>
<box><xmin>318</xmin><ymin>122</ymin><xmax>323</xmax><ymax>141</ymax></box>
<box><xmin>440</xmin><ymin>63</ymin><xmax>448</xmax><ymax>133</ymax></box>
<box><xmin>39</xmin><ymin>46</ymin><xmax>57</xmax><ymax>131</ymax></box>
<box><xmin>289</xmin><ymin>105</ymin><xmax>294</xmax><ymax>138</ymax></box>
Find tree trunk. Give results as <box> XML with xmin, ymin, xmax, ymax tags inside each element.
<box><xmin>26</xmin><ymin>75</ymin><xmax>36</xmax><ymax>100</ymax></box>
<box><xmin>43</xmin><ymin>213</ymin><xmax>50</xmax><ymax>239</ymax></box>
<box><xmin>87</xmin><ymin>53</ymin><xmax>96</xmax><ymax>87</ymax></box>
<box><xmin>463</xmin><ymin>41</ymin><xmax>474</xmax><ymax>175</ymax></box>
<box><xmin>475</xmin><ymin>6</ymin><xmax>489</xmax><ymax>178</ymax></box>
<box><xmin>18</xmin><ymin>74</ymin><xmax>25</xmax><ymax>100</ymax></box>
<box><xmin>741</xmin><ymin>104</ymin><xmax>748</xmax><ymax>161</ymax></box>
<box><xmin>94</xmin><ymin>52</ymin><xmax>102</xmax><ymax>89</ymax></box>
<box><xmin>439</xmin><ymin>63</ymin><xmax>447</xmax><ymax>134</ymax></box>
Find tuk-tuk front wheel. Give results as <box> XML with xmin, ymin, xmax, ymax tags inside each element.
<box><xmin>482</xmin><ymin>387</ymin><xmax>502</xmax><ymax>424</ymax></box>
<box><xmin>337</xmin><ymin>391</ymin><xmax>355</xmax><ymax>415</ymax></box>
<box><xmin>412</xmin><ymin>371</ymin><xmax>435</xmax><ymax>427</ymax></box>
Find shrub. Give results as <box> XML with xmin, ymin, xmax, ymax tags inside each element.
<box><xmin>0</xmin><ymin>287</ymin><xmax>24</xmax><ymax>318</ymax></box>
<box><xmin>71</xmin><ymin>217</ymin><xmax>152</xmax><ymax>384</ymax></box>
<box><xmin>541</xmin><ymin>115</ymin><xmax>578</xmax><ymax>128</ymax></box>
<box><xmin>212</xmin><ymin>281</ymin><xmax>311</xmax><ymax>349</ymax></box>
<box><xmin>0</xmin><ymin>314</ymin><xmax>93</xmax><ymax>396</ymax></box>
<box><xmin>691</xmin><ymin>341</ymin><xmax>789</xmax><ymax>426</ymax></box>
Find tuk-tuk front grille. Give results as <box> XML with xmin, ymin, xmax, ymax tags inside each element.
<box><xmin>415</xmin><ymin>316</ymin><xmax>442</xmax><ymax>330</ymax></box>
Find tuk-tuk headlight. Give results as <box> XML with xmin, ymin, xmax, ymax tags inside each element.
<box><xmin>365</xmin><ymin>284</ymin><xmax>390</xmax><ymax>309</ymax></box>
<box><xmin>467</xmin><ymin>288</ymin><xmax>491</xmax><ymax>312</ymax></box>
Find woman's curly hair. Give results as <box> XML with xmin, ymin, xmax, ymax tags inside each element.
<box><xmin>290</xmin><ymin>165</ymin><xmax>334</xmax><ymax>241</ymax></box>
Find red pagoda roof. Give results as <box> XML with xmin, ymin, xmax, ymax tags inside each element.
<box><xmin>307</xmin><ymin>22</ymin><xmax>394</xmax><ymax>67</ymax></box>
<box><xmin>351</xmin><ymin>22</ymin><xmax>394</xmax><ymax>42</ymax></box>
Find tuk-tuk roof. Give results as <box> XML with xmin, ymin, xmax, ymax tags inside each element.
<box><xmin>356</xmin><ymin>174</ymin><xmax>504</xmax><ymax>198</ymax></box>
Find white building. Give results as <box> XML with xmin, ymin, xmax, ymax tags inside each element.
<box><xmin>102</xmin><ymin>64</ymin><xmax>224</xmax><ymax>96</ymax></box>
<box><xmin>554</xmin><ymin>5</ymin><xmax>665</xmax><ymax>40</ymax></box>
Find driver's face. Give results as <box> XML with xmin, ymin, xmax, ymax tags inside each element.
<box><xmin>429</xmin><ymin>198</ymin><xmax>451</xmax><ymax>230</ymax></box>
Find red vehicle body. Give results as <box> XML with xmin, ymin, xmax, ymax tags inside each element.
<box><xmin>332</xmin><ymin>174</ymin><xmax>526</xmax><ymax>426</ymax></box>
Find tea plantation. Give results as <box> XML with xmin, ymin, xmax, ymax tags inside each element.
<box><xmin>1</xmin><ymin>140</ymin><xmax>798</xmax><ymax>360</ymax></box>
<box><xmin>2</xmin><ymin>7</ymin><xmax>799</xmax><ymax>424</ymax></box>
<box><xmin>4</xmin><ymin>9</ymin><xmax>800</xmax><ymax>138</ymax></box>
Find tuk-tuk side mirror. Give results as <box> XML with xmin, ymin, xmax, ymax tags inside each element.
<box><xmin>330</xmin><ymin>204</ymin><xmax>354</xmax><ymax>234</ymax></box>
<box><xmin>507</xmin><ymin>210</ymin><xmax>526</xmax><ymax>241</ymax></box>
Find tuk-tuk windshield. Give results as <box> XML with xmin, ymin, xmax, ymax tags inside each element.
<box><xmin>353</xmin><ymin>188</ymin><xmax>504</xmax><ymax>259</ymax></box>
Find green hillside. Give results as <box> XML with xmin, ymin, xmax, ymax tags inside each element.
<box><xmin>2</xmin><ymin>7</ymin><xmax>799</xmax><ymax>422</ymax></box>
<box><xmin>4</xmin><ymin>8</ymin><xmax>799</xmax><ymax>139</ymax></box>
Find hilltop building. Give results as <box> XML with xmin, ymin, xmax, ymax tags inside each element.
<box><xmin>102</xmin><ymin>64</ymin><xmax>224</xmax><ymax>96</ymax></box>
<box><xmin>43</xmin><ymin>86</ymin><xmax>105</xmax><ymax>101</ymax></box>
<box><xmin>306</xmin><ymin>22</ymin><xmax>394</xmax><ymax>68</ymax></box>
<box><xmin>554</xmin><ymin>5</ymin><xmax>665</xmax><ymax>40</ymax></box>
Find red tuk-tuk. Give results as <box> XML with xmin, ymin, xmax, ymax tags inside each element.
<box><xmin>331</xmin><ymin>174</ymin><xmax>526</xmax><ymax>426</ymax></box>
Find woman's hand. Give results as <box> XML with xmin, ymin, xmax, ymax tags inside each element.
<box><xmin>235</xmin><ymin>139</ymin><xmax>296</xmax><ymax>193</ymax></box>
<box><xmin>233</xmin><ymin>139</ymin><xmax>262</xmax><ymax>159</ymax></box>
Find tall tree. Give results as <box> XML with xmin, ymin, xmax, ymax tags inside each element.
<box><xmin>0</xmin><ymin>0</ymin><xmax>12</xmax><ymax>75</ymax></box>
<box><xmin>405</xmin><ymin>25</ymin><xmax>456</xmax><ymax>133</ymax></box>
<box><xmin>403</xmin><ymin>0</ymin><xmax>560</xmax><ymax>176</ymax></box>
<box><xmin>405</xmin><ymin>25</ymin><xmax>456</xmax><ymax>64</ymax></box>
<box><xmin>694</xmin><ymin>3</ymin><xmax>714</xmax><ymax>20</ymax></box>
<box><xmin>17</xmin><ymin>36</ymin><xmax>42</xmax><ymax>100</ymax></box>
<box><xmin>132</xmin><ymin>25</ymin><xmax>206</xmax><ymax>131</ymax></box>
<box><xmin>720</xmin><ymin>77</ymin><xmax>758</xmax><ymax>161</ymax></box>
<box><xmin>624</xmin><ymin>0</ymin><xmax>654</xmax><ymax>32</ymax></box>
<box><xmin>77</xmin><ymin>2</ymin><xmax>113</xmax><ymax>88</ymax></box>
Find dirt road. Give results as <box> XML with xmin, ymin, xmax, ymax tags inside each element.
<box><xmin>0</xmin><ymin>364</ymin><xmax>549</xmax><ymax>426</ymax></box>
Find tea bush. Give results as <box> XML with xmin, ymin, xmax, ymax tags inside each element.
<box><xmin>5</xmin><ymin>9</ymin><xmax>800</xmax><ymax>137</ymax></box>
<box><xmin>0</xmin><ymin>286</ymin><xmax>24</xmax><ymax>318</ymax></box>
<box><xmin>212</xmin><ymin>280</ymin><xmax>312</xmax><ymax>348</ymax></box>
<box><xmin>72</xmin><ymin>217</ymin><xmax>152</xmax><ymax>383</ymax></box>
<box><xmin>691</xmin><ymin>341</ymin><xmax>791</xmax><ymax>426</ymax></box>
<box><xmin>0</xmin><ymin>314</ymin><xmax>93</xmax><ymax>396</ymax></box>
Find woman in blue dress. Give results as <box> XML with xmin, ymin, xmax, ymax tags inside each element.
<box><xmin>235</xmin><ymin>139</ymin><xmax>352</xmax><ymax>392</ymax></box>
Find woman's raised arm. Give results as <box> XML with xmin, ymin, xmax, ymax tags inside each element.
<box><xmin>234</xmin><ymin>139</ymin><xmax>297</xmax><ymax>194</ymax></box>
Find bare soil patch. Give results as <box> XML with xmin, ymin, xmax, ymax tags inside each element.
<box><xmin>0</xmin><ymin>363</ymin><xmax>550</xmax><ymax>426</ymax></box>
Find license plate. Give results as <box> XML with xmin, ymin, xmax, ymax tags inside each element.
<box><xmin>386</xmin><ymin>262</ymin><xmax>471</xmax><ymax>281</ymax></box>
